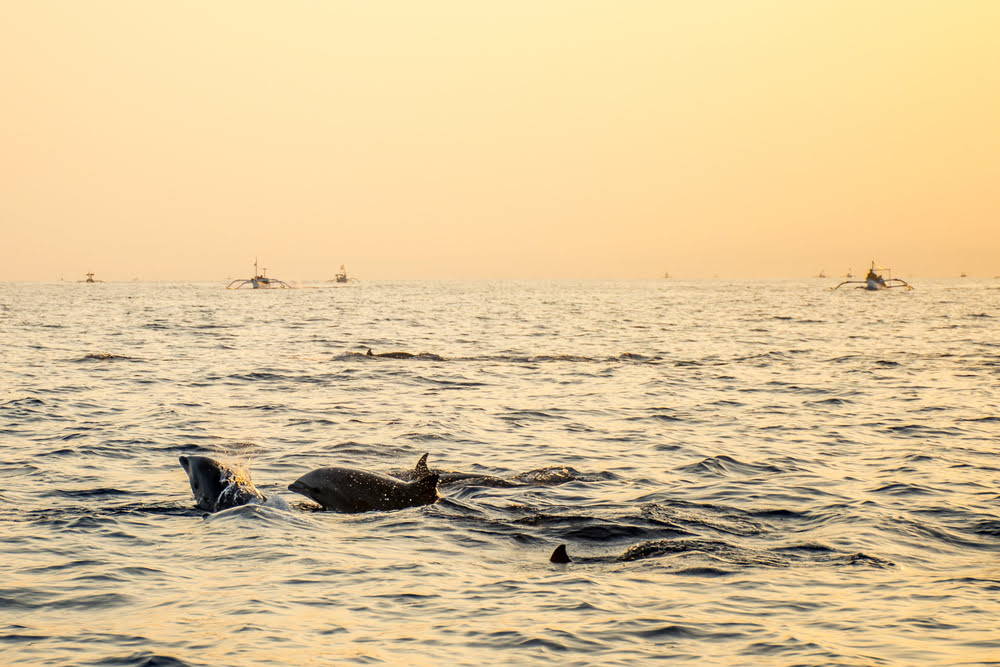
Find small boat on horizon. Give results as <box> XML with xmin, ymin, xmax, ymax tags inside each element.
<box><xmin>79</xmin><ymin>272</ymin><xmax>103</xmax><ymax>283</ymax></box>
<box><xmin>227</xmin><ymin>259</ymin><xmax>291</xmax><ymax>289</ymax></box>
<box><xmin>333</xmin><ymin>265</ymin><xmax>350</xmax><ymax>283</ymax></box>
<box><xmin>833</xmin><ymin>261</ymin><xmax>913</xmax><ymax>291</ymax></box>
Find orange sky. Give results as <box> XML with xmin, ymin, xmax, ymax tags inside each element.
<box><xmin>1</xmin><ymin>1</ymin><xmax>998</xmax><ymax>280</ymax></box>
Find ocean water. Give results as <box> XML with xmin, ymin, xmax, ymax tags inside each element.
<box><xmin>1</xmin><ymin>279</ymin><xmax>998</xmax><ymax>666</ymax></box>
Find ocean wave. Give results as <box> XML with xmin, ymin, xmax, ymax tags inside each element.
<box><xmin>869</xmin><ymin>482</ymin><xmax>938</xmax><ymax>496</ymax></box>
<box><xmin>1</xmin><ymin>396</ymin><xmax>48</xmax><ymax>408</ymax></box>
<box><xmin>3</xmin><ymin>279</ymin><xmax>998</xmax><ymax>665</ymax></box>
<box><xmin>90</xmin><ymin>651</ymin><xmax>197</xmax><ymax>667</ymax></box>
<box><xmin>806</xmin><ymin>397</ymin><xmax>851</xmax><ymax>405</ymax></box>
<box><xmin>55</xmin><ymin>487</ymin><xmax>133</xmax><ymax>499</ymax></box>
<box><xmin>884</xmin><ymin>424</ymin><xmax>964</xmax><ymax>437</ymax></box>
<box><xmin>332</xmin><ymin>351</ymin><xmax>671</xmax><ymax>365</ymax></box>
<box><xmin>510</xmin><ymin>466</ymin><xmax>611</xmax><ymax>485</ymax></box>
<box><xmin>677</xmin><ymin>455</ymin><xmax>785</xmax><ymax>477</ymax></box>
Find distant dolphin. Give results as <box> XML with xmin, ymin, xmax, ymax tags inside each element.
<box><xmin>549</xmin><ymin>541</ymin><xmax>730</xmax><ymax>565</ymax></box>
<box><xmin>366</xmin><ymin>348</ymin><xmax>444</xmax><ymax>361</ymax></box>
<box><xmin>179</xmin><ymin>455</ymin><xmax>266</xmax><ymax>512</ymax></box>
<box><xmin>548</xmin><ymin>541</ymin><xmax>894</xmax><ymax>569</ymax></box>
<box><xmin>288</xmin><ymin>466</ymin><xmax>439</xmax><ymax>513</ymax></box>
<box><xmin>391</xmin><ymin>453</ymin><xmax>517</xmax><ymax>488</ymax></box>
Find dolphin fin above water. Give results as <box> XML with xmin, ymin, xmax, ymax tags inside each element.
<box><xmin>550</xmin><ymin>544</ymin><xmax>572</xmax><ymax>563</ymax></box>
<box><xmin>392</xmin><ymin>452</ymin><xmax>515</xmax><ymax>488</ymax></box>
<box><xmin>413</xmin><ymin>453</ymin><xmax>431</xmax><ymax>477</ymax></box>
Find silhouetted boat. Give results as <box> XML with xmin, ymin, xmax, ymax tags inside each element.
<box><xmin>833</xmin><ymin>261</ymin><xmax>913</xmax><ymax>291</ymax></box>
<box><xmin>227</xmin><ymin>259</ymin><xmax>291</xmax><ymax>289</ymax></box>
<box><xmin>79</xmin><ymin>272</ymin><xmax>103</xmax><ymax>283</ymax></box>
<box><xmin>333</xmin><ymin>265</ymin><xmax>349</xmax><ymax>283</ymax></box>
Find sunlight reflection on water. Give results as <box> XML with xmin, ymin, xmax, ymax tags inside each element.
<box><xmin>0</xmin><ymin>279</ymin><xmax>998</xmax><ymax>665</ymax></box>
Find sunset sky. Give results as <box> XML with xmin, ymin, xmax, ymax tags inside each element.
<box><xmin>2</xmin><ymin>1</ymin><xmax>998</xmax><ymax>280</ymax></box>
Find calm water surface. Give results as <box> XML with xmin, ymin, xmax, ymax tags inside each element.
<box><xmin>1</xmin><ymin>279</ymin><xmax>998</xmax><ymax>665</ymax></box>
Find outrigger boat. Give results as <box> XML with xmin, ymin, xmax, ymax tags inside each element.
<box><xmin>227</xmin><ymin>259</ymin><xmax>291</xmax><ymax>289</ymax></box>
<box><xmin>79</xmin><ymin>272</ymin><xmax>103</xmax><ymax>283</ymax></box>
<box><xmin>333</xmin><ymin>264</ymin><xmax>349</xmax><ymax>283</ymax></box>
<box><xmin>833</xmin><ymin>261</ymin><xmax>913</xmax><ymax>291</ymax></box>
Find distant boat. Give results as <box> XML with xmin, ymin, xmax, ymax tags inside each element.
<box><xmin>227</xmin><ymin>259</ymin><xmax>291</xmax><ymax>289</ymax></box>
<box><xmin>845</xmin><ymin>268</ymin><xmax>854</xmax><ymax>279</ymax></box>
<box><xmin>833</xmin><ymin>261</ymin><xmax>913</xmax><ymax>291</ymax></box>
<box><xmin>79</xmin><ymin>272</ymin><xmax>103</xmax><ymax>283</ymax></box>
<box><xmin>960</xmin><ymin>271</ymin><xmax>968</xmax><ymax>278</ymax></box>
<box><xmin>333</xmin><ymin>264</ymin><xmax>349</xmax><ymax>283</ymax></box>
<box><xmin>663</xmin><ymin>271</ymin><xmax>670</xmax><ymax>279</ymax></box>
<box><xmin>817</xmin><ymin>269</ymin><xmax>827</xmax><ymax>278</ymax></box>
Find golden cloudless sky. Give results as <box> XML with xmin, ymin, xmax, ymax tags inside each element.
<box><xmin>1</xmin><ymin>0</ymin><xmax>998</xmax><ymax>280</ymax></box>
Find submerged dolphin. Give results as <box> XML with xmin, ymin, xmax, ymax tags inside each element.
<box><xmin>550</xmin><ymin>544</ymin><xmax>572</xmax><ymax>563</ymax></box>
<box><xmin>366</xmin><ymin>348</ymin><xmax>444</xmax><ymax>361</ymax></box>
<box><xmin>288</xmin><ymin>466</ymin><xmax>439</xmax><ymax>513</ymax></box>
<box><xmin>179</xmin><ymin>455</ymin><xmax>266</xmax><ymax>512</ymax></box>
<box><xmin>391</xmin><ymin>453</ymin><xmax>517</xmax><ymax>488</ymax></box>
<box><xmin>548</xmin><ymin>542</ymin><xmax>895</xmax><ymax>568</ymax></box>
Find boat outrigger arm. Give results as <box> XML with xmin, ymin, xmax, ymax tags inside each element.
<box><xmin>227</xmin><ymin>259</ymin><xmax>291</xmax><ymax>289</ymax></box>
<box><xmin>832</xmin><ymin>261</ymin><xmax>913</xmax><ymax>291</ymax></box>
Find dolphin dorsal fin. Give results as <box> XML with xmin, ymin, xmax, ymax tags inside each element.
<box><xmin>550</xmin><ymin>544</ymin><xmax>571</xmax><ymax>563</ymax></box>
<box><xmin>414</xmin><ymin>453</ymin><xmax>430</xmax><ymax>477</ymax></box>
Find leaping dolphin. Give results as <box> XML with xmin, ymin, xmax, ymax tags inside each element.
<box><xmin>179</xmin><ymin>455</ymin><xmax>266</xmax><ymax>512</ymax></box>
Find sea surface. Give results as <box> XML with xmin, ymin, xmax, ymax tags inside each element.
<box><xmin>1</xmin><ymin>279</ymin><xmax>998</xmax><ymax>666</ymax></box>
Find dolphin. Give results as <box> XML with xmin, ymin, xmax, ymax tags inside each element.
<box><xmin>390</xmin><ymin>453</ymin><xmax>517</xmax><ymax>488</ymax></box>
<box><xmin>288</xmin><ymin>466</ymin><xmax>439</xmax><ymax>513</ymax></box>
<box><xmin>548</xmin><ymin>541</ymin><xmax>893</xmax><ymax>569</ymax></box>
<box><xmin>179</xmin><ymin>455</ymin><xmax>266</xmax><ymax>512</ymax></box>
<box><xmin>549</xmin><ymin>541</ymin><xmax>734</xmax><ymax>565</ymax></box>
<box><xmin>366</xmin><ymin>348</ymin><xmax>445</xmax><ymax>361</ymax></box>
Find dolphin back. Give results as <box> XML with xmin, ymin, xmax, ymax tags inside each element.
<box><xmin>288</xmin><ymin>466</ymin><xmax>438</xmax><ymax>513</ymax></box>
<box><xmin>409</xmin><ymin>472</ymin><xmax>439</xmax><ymax>505</ymax></box>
